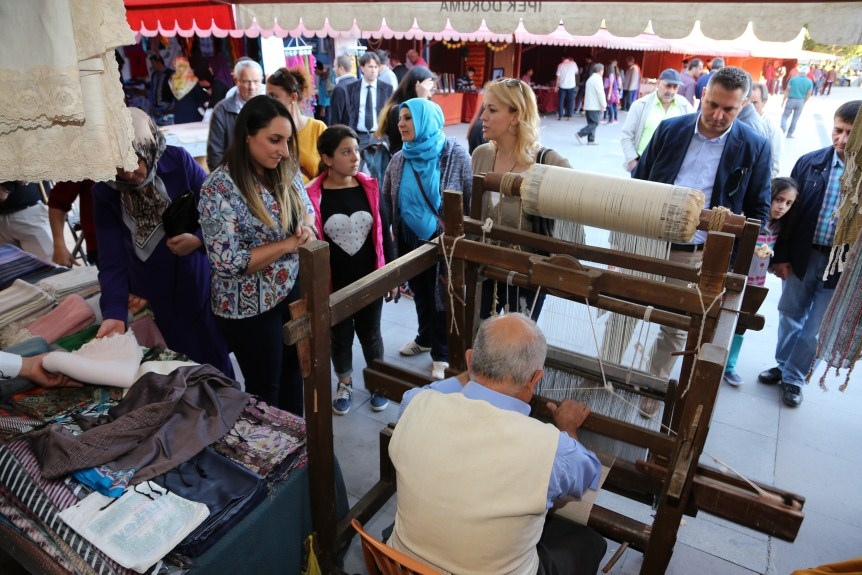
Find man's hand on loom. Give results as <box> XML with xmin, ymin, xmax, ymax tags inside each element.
<box><xmin>547</xmin><ymin>399</ymin><xmax>591</xmax><ymax>441</ymax></box>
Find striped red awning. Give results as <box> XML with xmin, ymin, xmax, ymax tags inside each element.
<box><xmin>124</xmin><ymin>0</ymin><xmax>234</xmax><ymax>31</ymax></box>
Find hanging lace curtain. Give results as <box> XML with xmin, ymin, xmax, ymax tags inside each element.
<box><xmin>0</xmin><ymin>0</ymin><xmax>137</xmax><ymax>181</ymax></box>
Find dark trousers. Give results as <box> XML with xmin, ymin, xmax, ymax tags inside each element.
<box><xmin>558</xmin><ymin>88</ymin><xmax>576</xmax><ymax>119</ymax></box>
<box><xmin>574</xmin><ymin>86</ymin><xmax>585</xmax><ymax>112</ymax></box>
<box><xmin>536</xmin><ymin>515</ymin><xmax>607</xmax><ymax>575</ymax></box>
<box><xmin>398</xmin><ymin>224</ymin><xmax>448</xmax><ymax>362</ymax></box>
<box><xmin>331</xmin><ymin>297</ymin><xmax>384</xmax><ymax>379</ymax></box>
<box><xmin>215</xmin><ymin>283</ymin><xmax>303</xmax><ymax>415</ymax></box>
<box><xmin>622</xmin><ymin>89</ymin><xmax>638</xmax><ymax>111</ymax></box>
<box><xmin>577</xmin><ymin>111</ymin><xmax>602</xmax><ymax>142</ymax></box>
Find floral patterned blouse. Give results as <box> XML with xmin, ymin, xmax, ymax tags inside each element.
<box><xmin>199</xmin><ymin>165</ymin><xmax>314</xmax><ymax>319</ymax></box>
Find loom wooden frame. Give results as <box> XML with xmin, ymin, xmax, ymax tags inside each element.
<box><xmin>289</xmin><ymin>174</ymin><xmax>805</xmax><ymax>574</ymax></box>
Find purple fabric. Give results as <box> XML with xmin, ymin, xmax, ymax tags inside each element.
<box><xmin>92</xmin><ymin>146</ymin><xmax>234</xmax><ymax>376</ymax></box>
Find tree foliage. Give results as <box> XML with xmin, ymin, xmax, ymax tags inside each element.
<box><xmin>803</xmin><ymin>25</ymin><xmax>862</xmax><ymax>64</ymax></box>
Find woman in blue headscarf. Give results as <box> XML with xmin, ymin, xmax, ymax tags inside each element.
<box><xmin>381</xmin><ymin>98</ymin><xmax>472</xmax><ymax>381</ymax></box>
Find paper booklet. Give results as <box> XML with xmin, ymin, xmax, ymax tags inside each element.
<box><xmin>58</xmin><ymin>482</ymin><xmax>209</xmax><ymax>573</ymax></box>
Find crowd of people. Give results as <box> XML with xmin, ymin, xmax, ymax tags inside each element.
<box><xmin>3</xmin><ymin>43</ymin><xmax>859</xmax><ymax>575</ymax></box>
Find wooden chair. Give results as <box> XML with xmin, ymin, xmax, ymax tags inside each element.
<box><xmin>350</xmin><ymin>519</ymin><xmax>443</xmax><ymax>575</ymax></box>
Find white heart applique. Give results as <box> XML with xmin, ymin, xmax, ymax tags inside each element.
<box><xmin>323</xmin><ymin>211</ymin><xmax>373</xmax><ymax>256</ymax></box>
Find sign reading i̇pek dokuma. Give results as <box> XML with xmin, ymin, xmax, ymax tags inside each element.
<box><xmin>440</xmin><ymin>1</ymin><xmax>542</xmax><ymax>13</ymax></box>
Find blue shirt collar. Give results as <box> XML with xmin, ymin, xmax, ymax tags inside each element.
<box><xmin>461</xmin><ymin>380</ymin><xmax>531</xmax><ymax>416</ymax></box>
<box><xmin>693</xmin><ymin>115</ymin><xmax>733</xmax><ymax>143</ymax></box>
<box><xmin>832</xmin><ymin>149</ymin><xmax>845</xmax><ymax>169</ymax></box>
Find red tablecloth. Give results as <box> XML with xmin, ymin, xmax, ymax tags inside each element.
<box><xmin>535</xmin><ymin>89</ymin><xmax>558</xmax><ymax>114</ymax></box>
<box><xmin>460</xmin><ymin>92</ymin><xmax>483</xmax><ymax>123</ymax></box>
<box><xmin>431</xmin><ymin>93</ymin><xmax>464</xmax><ymax>126</ymax></box>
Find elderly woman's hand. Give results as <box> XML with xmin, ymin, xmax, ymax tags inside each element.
<box><xmin>166</xmin><ymin>233</ymin><xmax>203</xmax><ymax>256</ymax></box>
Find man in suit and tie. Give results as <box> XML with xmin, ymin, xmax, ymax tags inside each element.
<box><xmin>632</xmin><ymin>66</ymin><xmax>772</xmax><ymax>415</ymax></box>
<box><xmin>329</xmin><ymin>51</ymin><xmax>393</xmax><ymax>150</ymax></box>
<box><xmin>329</xmin><ymin>54</ymin><xmax>358</xmax><ymax>129</ymax></box>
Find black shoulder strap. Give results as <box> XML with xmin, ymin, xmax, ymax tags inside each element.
<box><xmin>536</xmin><ymin>147</ymin><xmax>551</xmax><ymax>165</ymax></box>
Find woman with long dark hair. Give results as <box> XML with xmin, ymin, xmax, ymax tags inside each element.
<box><xmin>198</xmin><ymin>95</ymin><xmax>316</xmax><ymax>414</ymax></box>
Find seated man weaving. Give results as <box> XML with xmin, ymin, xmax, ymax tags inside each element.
<box><xmin>389</xmin><ymin>313</ymin><xmax>607</xmax><ymax>574</ymax></box>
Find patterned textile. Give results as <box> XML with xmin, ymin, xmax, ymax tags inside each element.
<box><xmin>198</xmin><ymin>165</ymin><xmax>314</xmax><ymax>319</ymax></box>
<box><xmin>212</xmin><ymin>397</ymin><xmax>307</xmax><ymax>479</ymax></box>
<box><xmin>10</xmin><ymin>386</ymin><xmax>110</xmax><ymax>422</ymax></box>
<box><xmin>828</xmin><ymin>105</ymin><xmax>862</xmax><ymax>273</ymax></box>
<box><xmin>0</xmin><ymin>243</ymin><xmax>55</xmax><ymax>290</ymax></box>
<box><xmin>0</xmin><ymin>502</ymin><xmax>79</xmax><ymax>573</ymax></box>
<box><xmin>0</xmin><ymin>439</ymin><xmax>129</xmax><ymax>575</ymax></box>
<box><xmin>747</xmin><ymin>226</ymin><xmax>780</xmax><ymax>286</ymax></box>
<box><xmin>813</xmin><ymin>154</ymin><xmax>843</xmax><ymax>246</ymax></box>
<box><xmin>814</xmin><ymin>234</ymin><xmax>862</xmax><ymax>391</ymax></box>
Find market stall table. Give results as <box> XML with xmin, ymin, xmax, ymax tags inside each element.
<box><xmin>535</xmin><ymin>88</ymin><xmax>558</xmax><ymax>115</ymax></box>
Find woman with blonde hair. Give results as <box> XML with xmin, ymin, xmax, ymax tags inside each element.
<box><xmin>472</xmin><ymin>77</ymin><xmax>574</xmax><ymax>320</ymax></box>
<box><xmin>266</xmin><ymin>66</ymin><xmax>328</xmax><ymax>184</ymax></box>
<box><xmin>199</xmin><ymin>95</ymin><xmax>316</xmax><ymax>414</ymax></box>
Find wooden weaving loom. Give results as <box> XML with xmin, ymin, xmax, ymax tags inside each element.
<box><xmin>286</xmin><ymin>169</ymin><xmax>806</xmax><ymax>575</ymax></box>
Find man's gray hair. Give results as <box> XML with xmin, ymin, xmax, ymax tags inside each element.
<box><xmin>470</xmin><ymin>314</ymin><xmax>547</xmax><ymax>387</ymax></box>
<box><xmin>233</xmin><ymin>59</ymin><xmax>262</xmax><ymax>78</ymax></box>
<box><xmin>707</xmin><ymin>66</ymin><xmax>751</xmax><ymax>98</ymax></box>
<box><xmin>335</xmin><ymin>54</ymin><xmax>352</xmax><ymax>72</ymax></box>
<box><xmin>377</xmin><ymin>50</ymin><xmax>390</xmax><ymax>66</ymax></box>
<box><xmin>710</xmin><ymin>57</ymin><xmax>724</xmax><ymax>70</ymax></box>
<box><xmin>750</xmin><ymin>82</ymin><xmax>768</xmax><ymax>103</ymax></box>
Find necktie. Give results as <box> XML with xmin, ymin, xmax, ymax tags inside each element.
<box><xmin>365</xmin><ymin>85</ymin><xmax>374</xmax><ymax>132</ymax></box>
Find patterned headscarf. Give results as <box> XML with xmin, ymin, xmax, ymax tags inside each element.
<box><xmin>168</xmin><ymin>57</ymin><xmax>199</xmax><ymax>101</ymax></box>
<box><xmin>105</xmin><ymin>107</ymin><xmax>169</xmax><ymax>261</ymax></box>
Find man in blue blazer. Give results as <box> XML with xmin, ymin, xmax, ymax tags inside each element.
<box><xmin>633</xmin><ymin>66</ymin><xmax>772</xmax><ymax>415</ymax></box>
<box><xmin>758</xmin><ymin>100</ymin><xmax>860</xmax><ymax>407</ymax></box>
<box><xmin>330</xmin><ymin>51</ymin><xmax>393</xmax><ymax>150</ymax></box>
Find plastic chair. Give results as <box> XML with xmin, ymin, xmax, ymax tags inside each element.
<box><xmin>350</xmin><ymin>519</ymin><xmax>443</xmax><ymax>575</ymax></box>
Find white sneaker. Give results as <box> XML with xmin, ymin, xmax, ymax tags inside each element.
<box><xmin>399</xmin><ymin>340</ymin><xmax>431</xmax><ymax>356</ymax></box>
<box><xmin>431</xmin><ymin>361</ymin><xmax>449</xmax><ymax>380</ymax></box>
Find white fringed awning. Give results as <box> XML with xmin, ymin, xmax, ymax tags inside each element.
<box><xmin>233</xmin><ymin>2</ymin><xmax>862</xmax><ymax>44</ymax></box>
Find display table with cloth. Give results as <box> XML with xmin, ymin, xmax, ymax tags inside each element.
<box><xmin>0</xmin><ymin>341</ymin><xmax>348</xmax><ymax>574</ymax></box>
<box><xmin>160</xmin><ymin>121</ymin><xmax>210</xmax><ymax>170</ymax></box>
<box><xmin>460</xmin><ymin>92</ymin><xmax>483</xmax><ymax>123</ymax></box>
<box><xmin>535</xmin><ymin>88</ymin><xmax>558</xmax><ymax>115</ymax></box>
<box><xmin>430</xmin><ymin>93</ymin><xmax>464</xmax><ymax>126</ymax></box>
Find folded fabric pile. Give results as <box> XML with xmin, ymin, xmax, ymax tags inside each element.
<box><xmin>35</xmin><ymin>266</ymin><xmax>100</xmax><ymax>300</ymax></box>
<box><xmin>0</xmin><ymin>294</ymin><xmax>96</xmax><ymax>348</ymax></box>
<box><xmin>0</xmin><ymin>243</ymin><xmax>55</xmax><ymax>290</ymax></box>
<box><xmin>0</xmin><ymin>437</ymin><xmax>138</xmax><ymax>575</ymax></box>
<box><xmin>0</xmin><ymin>279</ymin><xmax>54</xmax><ymax>330</ymax></box>
<box><xmin>42</xmin><ymin>330</ymin><xmax>143</xmax><ymax>388</ymax></box>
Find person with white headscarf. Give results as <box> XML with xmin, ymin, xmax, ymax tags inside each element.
<box><xmin>92</xmin><ymin>107</ymin><xmax>233</xmax><ymax>376</ymax></box>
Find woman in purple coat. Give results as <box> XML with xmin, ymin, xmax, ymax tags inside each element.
<box><xmin>92</xmin><ymin>108</ymin><xmax>233</xmax><ymax>376</ymax></box>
